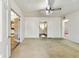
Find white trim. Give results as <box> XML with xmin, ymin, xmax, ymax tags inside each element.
<box><xmin>2</xmin><ymin>0</ymin><xmax>11</xmax><ymax>57</ymax></box>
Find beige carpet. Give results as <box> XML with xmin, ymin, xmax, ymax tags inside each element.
<box><xmin>11</xmin><ymin>38</ymin><xmax>79</xmax><ymax>58</ymax></box>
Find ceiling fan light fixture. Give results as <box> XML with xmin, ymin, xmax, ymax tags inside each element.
<box><xmin>46</xmin><ymin>9</ymin><xmax>54</xmax><ymax>15</ymax></box>
<box><xmin>50</xmin><ymin>10</ymin><xmax>54</xmax><ymax>14</ymax></box>
<box><xmin>46</xmin><ymin>10</ymin><xmax>49</xmax><ymax>15</ymax></box>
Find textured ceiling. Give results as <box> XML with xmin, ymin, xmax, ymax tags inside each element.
<box><xmin>14</xmin><ymin>0</ymin><xmax>79</xmax><ymax>17</ymax></box>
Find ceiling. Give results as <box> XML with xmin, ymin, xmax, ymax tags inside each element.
<box><xmin>14</xmin><ymin>0</ymin><xmax>79</xmax><ymax>17</ymax></box>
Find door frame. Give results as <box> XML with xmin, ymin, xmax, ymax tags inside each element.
<box><xmin>11</xmin><ymin>9</ymin><xmax>21</xmax><ymax>42</ymax></box>
<box><xmin>10</xmin><ymin>9</ymin><xmax>21</xmax><ymax>50</ymax></box>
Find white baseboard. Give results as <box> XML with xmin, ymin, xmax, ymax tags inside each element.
<box><xmin>24</xmin><ymin>37</ymin><xmax>63</xmax><ymax>39</ymax></box>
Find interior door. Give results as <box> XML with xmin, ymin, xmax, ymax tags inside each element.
<box><xmin>39</xmin><ymin>21</ymin><xmax>47</xmax><ymax>38</ymax></box>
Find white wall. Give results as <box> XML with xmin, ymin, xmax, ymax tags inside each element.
<box><xmin>0</xmin><ymin>0</ymin><xmax>2</xmax><ymax>42</ymax></box>
<box><xmin>2</xmin><ymin>0</ymin><xmax>10</xmax><ymax>57</ymax></box>
<box><xmin>65</xmin><ymin>10</ymin><xmax>79</xmax><ymax>43</ymax></box>
<box><xmin>25</xmin><ymin>17</ymin><xmax>62</xmax><ymax>38</ymax></box>
<box><xmin>0</xmin><ymin>0</ymin><xmax>2</xmax><ymax>58</ymax></box>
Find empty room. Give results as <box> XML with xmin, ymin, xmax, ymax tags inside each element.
<box><xmin>0</xmin><ymin>0</ymin><xmax>79</xmax><ymax>58</ymax></box>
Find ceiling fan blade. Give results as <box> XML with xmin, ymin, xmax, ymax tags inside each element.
<box><xmin>51</xmin><ymin>8</ymin><xmax>62</xmax><ymax>11</ymax></box>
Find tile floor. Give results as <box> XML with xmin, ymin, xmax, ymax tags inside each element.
<box><xmin>11</xmin><ymin>38</ymin><xmax>79</xmax><ymax>58</ymax></box>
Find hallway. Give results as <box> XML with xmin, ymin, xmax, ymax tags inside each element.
<box><xmin>11</xmin><ymin>38</ymin><xmax>79</xmax><ymax>58</ymax></box>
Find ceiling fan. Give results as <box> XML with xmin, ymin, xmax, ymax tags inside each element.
<box><xmin>45</xmin><ymin>0</ymin><xmax>62</xmax><ymax>15</ymax></box>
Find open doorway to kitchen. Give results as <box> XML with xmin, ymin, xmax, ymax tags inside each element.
<box><xmin>39</xmin><ymin>21</ymin><xmax>48</xmax><ymax>38</ymax></box>
<box><xmin>10</xmin><ymin>10</ymin><xmax>20</xmax><ymax>51</ymax></box>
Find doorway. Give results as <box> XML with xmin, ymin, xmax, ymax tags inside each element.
<box><xmin>39</xmin><ymin>21</ymin><xmax>48</xmax><ymax>38</ymax></box>
<box><xmin>10</xmin><ymin>10</ymin><xmax>20</xmax><ymax>51</ymax></box>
